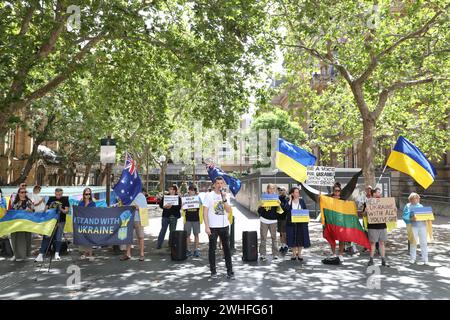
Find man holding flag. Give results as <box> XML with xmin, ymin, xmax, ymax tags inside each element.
<box><xmin>113</xmin><ymin>153</ymin><xmax>143</xmax><ymax>259</ymax></box>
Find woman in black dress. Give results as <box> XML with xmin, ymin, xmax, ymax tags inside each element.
<box><xmin>286</xmin><ymin>186</ymin><xmax>310</xmax><ymax>261</ymax></box>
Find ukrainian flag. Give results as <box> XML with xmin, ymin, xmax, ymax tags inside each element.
<box><xmin>0</xmin><ymin>209</ymin><xmax>58</xmax><ymax>237</ymax></box>
<box><xmin>275</xmin><ymin>138</ymin><xmax>316</xmax><ymax>182</ymax></box>
<box><xmin>386</xmin><ymin>136</ymin><xmax>436</xmax><ymax>189</ymax></box>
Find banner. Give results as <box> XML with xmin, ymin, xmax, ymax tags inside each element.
<box><xmin>73</xmin><ymin>206</ymin><xmax>135</xmax><ymax>246</ymax></box>
<box><xmin>366</xmin><ymin>198</ymin><xmax>397</xmax><ymax>224</ymax></box>
<box><xmin>0</xmin><ymin>209</ymin><xmax>58</xmax><ymax>237</ymax></box>
<box><xmin>182</xmin><ymin>196</ymin><xmax>201</xmax><ymax>210</ymax></box>
<box><xmin>164</xmin><ymin>195</ymin><xmax>180</xmax><ymax>206</ymax></box>
<box><xmin>306</xmin><ymin>166</ymin><xmax>335</xmax><ymax>186</ymax></box>
<box><xmin>291</xmin><ymin>209</ymin><xmax>310</xmax><ymax>223</ymax></box>
<box><xmin>411</xmin><ymin>206</ymin><xmax>434</xmax><ymax>221</ymax></box>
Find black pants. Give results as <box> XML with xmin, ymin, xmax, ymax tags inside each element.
<box><xmin>208</xmin><ymin>226</ymin><xmax>232</xmax><ymax>274</ymax></box>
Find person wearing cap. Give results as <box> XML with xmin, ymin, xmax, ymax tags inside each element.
<box><xmin>183</xmin><ymin>185</ymin><xmax>202</xmax><ymax>257</ymax></box>
<box><xmin>35</xmin><ymin>188</ymin><xmax>69</xmax><ymax>262</ymax></box>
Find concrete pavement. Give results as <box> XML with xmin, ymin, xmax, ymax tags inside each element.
<box><xmin>0</xmin><ymin>200</ymin><xmax>449</xmax><ymax>300</ymax></box>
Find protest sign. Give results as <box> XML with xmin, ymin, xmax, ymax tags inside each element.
<box><xmin>182</xmin><ymin>196</ymin><xmax>201</xmax><ymax>210</ymax></box>
<box><xmin>411</xmin><ymin>206</ymin><xmax>434</xmax><ymax>221</ymax></box>
<box><xmin>306</xmin><ymin>166</ymin><xmax>335</xmax><ymax>186</ymax></box>
<box><xmin>163</xmin><ymin>195</ymin><xmax>180</xmax><ymax>206</ymax></box>
<box><xmin>366</xmin><ymin>198</ymin><xmax>397</xmax><ymax>224</ymax></box>
<box><xmin>291</xmin><ymin>209</ymin><xmax>310</xmax><ymax>223</ymax></box>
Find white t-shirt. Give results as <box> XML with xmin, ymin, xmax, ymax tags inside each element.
<box><xmin>31</xmin><ymin>193</ymin><xmax>45</xmax><ymax>212</ymax></box>
<box><xmin>203</xmin><ymin>191</ymin><xmax>230</xmax><ymax>228</ymax></box>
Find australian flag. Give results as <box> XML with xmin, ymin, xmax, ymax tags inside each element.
<box><xmin>206</xmin><ymin>163</ymin><xmax>241</xmax><ymax>197</ymax></box>
<box><xmin>113</xmin><ymin>153</ymin><xmax>142</xmax><ymax>205</ymax></box>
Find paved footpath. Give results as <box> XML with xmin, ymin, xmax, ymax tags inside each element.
<box><xmin>0</xmin><ymin>200</ymin><xmax>449</xmax><ymax>300</ymax></box>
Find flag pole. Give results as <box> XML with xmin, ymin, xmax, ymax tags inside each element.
<box><xmin>376</xmin><ymin>164</ymin><xmax>387</xmax><ymax>187</ymax></box>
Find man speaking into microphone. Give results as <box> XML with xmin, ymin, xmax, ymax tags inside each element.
<box><xmin>203</xmin><ymin>176</ymin><xmax>234</xmax><ymax>280</ymax></box>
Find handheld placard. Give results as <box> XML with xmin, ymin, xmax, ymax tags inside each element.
<box><xmin>291</xmin><ymin>209</ymin><xmax>310</xmax><ymax>223</ymax></box>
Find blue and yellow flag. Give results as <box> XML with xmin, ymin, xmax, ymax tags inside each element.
<box><xmin>276</xmin><ymin>138</ymin><xmax>316</xmax><ymax>182</ymax></box>
<box><xmin>386</xmin><ymin>136</ymin><xmax>436</xmax><ymax>189</ymax></box>
<box><xmin>0</xmin><ymin>209</ymin><xmax>58</xmax><ymax>237</ymax></box>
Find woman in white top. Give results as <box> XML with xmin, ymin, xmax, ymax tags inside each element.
<box><xmin>31</xmin><ymin>185</ymin><xmax>45</xmax><ymax>212</ymax></box>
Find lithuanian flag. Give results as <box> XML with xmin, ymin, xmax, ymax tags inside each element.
<box><xmin>320</xmin><ymin>196</ymin><xmax>370</xmax><ymax>250</ymax></box>
<box><xmin>0</xmin><ymin>209</ymin><xmax>58</xmax><ymax>237</ymax></box>
<box><xmin>386</xmin><ymin>136</ymin><xmax>436</xmax><ymax>189</ymax></box>
<box><xmin>275</xmin><ymin>138</ymin><xmax>316</xmax><ymax>182</ymax></box>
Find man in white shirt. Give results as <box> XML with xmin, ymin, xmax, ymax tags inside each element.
<box><xmin>203</xmin><ymin>176</ymin><xmax>234</xmax><ymax>279</ymax></box>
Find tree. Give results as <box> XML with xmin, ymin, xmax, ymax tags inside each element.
<box><xmin>0</xmin><ymin>0</ymin><xmax>276</xmax><ymax>135</ymax></box>
<box><xmin>251</xmin><ymin>108</ymin><xmax>308</xmax><ymax>146</ymax></box>
<box><xmin>273</xmin><ymin>0</ymin><xmax>449</xmax><ymax>186</ymax></box>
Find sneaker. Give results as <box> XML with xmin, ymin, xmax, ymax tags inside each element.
<box><xmin>186</xmin><ymin>250</ymin><xmax>192</xmax><ymax>257</ymax></box>
<box><xmin>9</xmin><ymin>256</ymin><xmax>16</xmax><ymax>262</ymax></box>
<box><xmin>226</xmin><ymin>272</ymin><xmax>235</xmax><ymax>280</ymax></box>
<box><xmin>423</xmin><ymin>261</ymin><xmax>430</xmax><ymax>266</ymax></box>
<box><xmin>34</xmin><ymin>254</ymin><xmax>43</xmax><ymax>262</ymax></box>
<box><xmin>54</xmin><ymin>253</ymin><xmax>61</xmax><ymax>261</ymax></box>
<box><xmin>338</xmin><ymin>255</ymin><xmax>344</xmax><ymax>263</ymax></box>
<box><xmin>409</xmin><ymin>259</ymin><xmax>416</xmax><ymax>265</ymax></box>
<box><xmin>367</xmin><ymin>258</ymin><xmax>374</xmax><ymax>266</ymax></box>
<box><xmin>259</xmin><ymin>255</ymin><xmax>267</xmax><ymax>261</ymax></box>
<box><xmin>156</xmin><ymin>245</ymin><xmax>162</xmax><ymax>250</ymax></box>
<box><xmin>193</xmin><ymin>250</ymin><xmax>200</xmax><ymax>257</ymax></box>
<box><xmin>210</xmin><ymin>272</ymin><xmax>218</xmax><ymax>279</ymax></box>
<box><xmin>278</xmin><ymin>247</ymin><xmax>284</xmax><ymax>253</ymax></box>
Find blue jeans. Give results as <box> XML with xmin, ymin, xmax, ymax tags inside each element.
<box><xmin>157</xmin><ymin>216</ymin><xmax>177</xmax><ymax>248</ymax></box>
<box><xmin>39</xmin><ymin>222</ymin><xmax>65</xmax><ymax>254</ymax></box>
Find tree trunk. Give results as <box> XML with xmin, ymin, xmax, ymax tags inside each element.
<box><xmin>362</xmin><ymin>117</ymin><xmax>376</xmax><ymax>187</ymax></box>
<box><xmin>82</xmin><ymin>162</ymin><xmax>92</xmax><ymax>185</ymax></box>
<box><xmin>10</xmin><ymin>141</ymin><xmax>39</xmax><ymax>186</ymax></box>
<box><xmin>100</xmin><ymin>165</ymin><xmax>108</xmax><ymax>186</ymax></box>
<box><xmin>159</xmin><ymin>161</ymin><xmax>167</xmax><ymax>192</ymax></box>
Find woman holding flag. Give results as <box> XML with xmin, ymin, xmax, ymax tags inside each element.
<box><xmin>10</xmin><ymin>187</ymin><xmax>34</xmax><ymax>261</ymax></box>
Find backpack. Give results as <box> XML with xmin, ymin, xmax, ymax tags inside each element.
<box><xmin>322</xmin><ymin>257</ymin><xmax>341</xmax><ymax>265</ymax></box>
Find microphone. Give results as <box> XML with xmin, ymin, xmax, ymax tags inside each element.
<box><xmin>219</xmin><ymin>188</ymin><xmax>226</xmax><ymax>202</ymax></box>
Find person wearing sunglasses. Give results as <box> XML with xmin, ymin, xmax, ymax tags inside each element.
<box><xmin>10</xmin><ymin>187</ymin><xmax>34</xmax><ymax>261</ymax></box>
<box><xmin>327</xmin><ymin>183</ymin><xmax>346</xmax><ymax>263</ymax></box>
<box><xmin>77</xmin><ymin>188</ymin><xmax>96</xmax><ymax>260</ymax></box>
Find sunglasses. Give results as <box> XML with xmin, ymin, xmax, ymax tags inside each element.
<box><xmin>84</xmin><ymin>193</ymin><xmax>91</xmax><ymax>196</ymax></box>
<box><xmin>19</xmin><ymin>191</ymin><xmax>27</xmax><ymax>194</ymax></box>
<box><xmin>334</xmin><ymin>189</ymin><xmax>341</xmax><ymax>192</ymax></box>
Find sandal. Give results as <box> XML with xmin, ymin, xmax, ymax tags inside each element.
<box><xmin>139</xmin><ymin>256</ymin><xmax>145</xmax><ymax>261</ymax></box>
<box><xmin>120</xmin><ymin>255</ymin><xmax>131</xmax><ymax>261</ymax></box>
